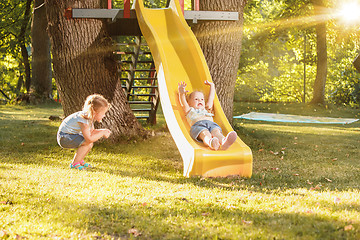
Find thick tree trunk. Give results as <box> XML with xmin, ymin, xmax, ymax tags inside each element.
<box><xmin>45</xmin><ymin>0</ymin><xmax>145</xmax><ymax>140</ymax></box>
<box><xmin>191</xmin><ymin>0</ymin><xmax>247</xmax><ymax>122</ymax></box>
<box><xmin>31</xmin><ymin>0</ymin><xmax>52</xmax><ymax>100</ymax></box>
<box><xmin>310</xmin><ymin>0</ymin><xmax>327</xmax><ymax>105</ymax></box>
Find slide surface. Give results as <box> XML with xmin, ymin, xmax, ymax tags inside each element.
<box><xmin>135</xmin><ymin>0</ymin><xmax>252</xmax><ymax>177</ymax></box>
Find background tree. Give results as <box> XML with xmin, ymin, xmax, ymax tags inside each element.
<box><xmin>18</xmin><ymin>0</ymin><xmax>32</xmax><ymax>93</ymax></box>
<box><xmin>0</xmin><ymin>0</ymin><xmax>32</xmax><ymax>99</ymax></box>
<box><xmin>308</xmin><ymin>0</ymin><xmax>327</xmax><ymax>105</ymax></box>
<box><xmin>31</xmin><ymin>0</ymin><xmax>53</xmax><ymax>100</ymax></box>
<box><xmin>45</xmin><ymin>0</ymin><xmax>145</xmax><ymax>140</ymax></box>
<box><xmin>191</xmin><ymin>0</ymin><xmax>248</xmax><ymax>122</ymax></box>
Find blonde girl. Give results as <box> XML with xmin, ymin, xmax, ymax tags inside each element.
<box><xmin>57</xmin><ymin>94</ymin><xmax>111</xmax><ymax>170</ymax></box>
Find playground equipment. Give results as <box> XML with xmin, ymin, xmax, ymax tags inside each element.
<box><xmin>68</xmin><ymin>0</ymin><xmax>252</xmax><ymax>177</ymax></box>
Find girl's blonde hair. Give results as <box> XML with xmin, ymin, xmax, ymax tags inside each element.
<box><xmin>82</xmin><ymin>94</ymin><xmax>110</xmax><ymax>120</ymax></box>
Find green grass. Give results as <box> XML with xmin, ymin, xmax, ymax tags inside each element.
<box><xmin>0</xmin><ymin>102</ymin><xmax>359</xmax><ymax>239</ymax></box>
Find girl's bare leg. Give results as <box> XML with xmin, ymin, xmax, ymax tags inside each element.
<box><xmin>72</xmin><ymin>141</ymin><xmax>93</xmax><ymax>165</ymax></box>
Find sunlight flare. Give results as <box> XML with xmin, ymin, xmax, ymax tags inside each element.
<box><xmin>338</xmin><ymin>1</ymin><xmax>360</xmax><ymax>24</ymax></box>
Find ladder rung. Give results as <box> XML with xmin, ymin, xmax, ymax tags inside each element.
<box><xmin>120</xmin><ymin>77</ymin><xmax>157</xmax><ymax>81</ymax></box>
<box><xmin>134</xmin><ymin>77</ymin><xmax>157</xmax><ymax>80</ymax></box>
<box><xmin>115</xmin><ymin>42</ymin><xmax>148</xmax><ymax>46</ymax></box>
<box><xmin>132</xmin><ymin>86</ymin><xmax>158</xmax><ymax>89</ymax></box>
<box><xmin>129</xmin><ymin>93</ymin><xmax>156</xmax><ymax>97</ymax></box>
<box><xmin>132</xmin><ymin>109</ymin><xmax>152</xmax><ymax>112</ymax></box>
<box><xmin>124</xmin><ymin>69</ymin><xmax>156</xmax><ymax>72</ymax></box>
<box><xmin>135</xmin><ymin>116</ymin><xmax>149</xmax><ymax>119</ymax></box>
<box><xmin>114</xmin><ymin>51</ymin><xmax>151</xmax><ymax>55</ymax></box>
<box><xmin>129</xmin><ymin>101</ymin><xmax>153</xmax><ymax>104</ymax></box>
<box><xmin>122</xmin><ymin>60</ymin><xmax>154</xmax><ymax>64</ymax></box>
<box><xmin>121</xmin><ymin>85</ymin><xmax>157</xmax><ymax>89</ymax></box>
<box><xmin>138</xmin><ymin>60</ymin><xmax>154</xmax><ymax>63</ymax></box>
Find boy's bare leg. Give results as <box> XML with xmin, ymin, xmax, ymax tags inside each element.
<box><xmin>211</xmin><ymin>128</ymin><xmax>225</xmax><ymax>143</ymax></box>
<box><xmin>198</xmin><ymin>130</ymin><xmax>220</xmax><ymax>150</ymax></box>
<box><xmin>221</xmin><ymin>131</ymin><xmax>237</xmax><ymax>150</ymax></box>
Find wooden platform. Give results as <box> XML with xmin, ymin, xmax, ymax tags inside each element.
<box><xmin>71</xmin><ymin>9</ymin><xmax>239</xmax><ymax>36</ymax></box>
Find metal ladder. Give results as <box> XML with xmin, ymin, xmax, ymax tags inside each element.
<box><xmin>114</xmin><ymin>36</ymin><xmax>159</xmax><ymax>125</ymax></box>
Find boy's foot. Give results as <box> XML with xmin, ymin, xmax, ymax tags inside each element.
<box><xmin>221</xmin><ymin>131</ymin><xmax>237</xmax><ymax>150</ymax></box>
<box><xmin>209</xmin><ymin>137</ymin><xmax>220</xmax><ymax>150</ymax></box>
<box><xmin>80</xmin><ymin>160</ymin><xmax>92</xmax><ymax>168</ymax></box>
<box><xmin>70</xmin><ymin>163</ymin><xmax>86</xmax><ymax>170</ymax></box>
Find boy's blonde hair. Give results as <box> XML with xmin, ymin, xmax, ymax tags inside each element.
<box><xmin>187</xmin><ymin>90</ymin><xmax>204</xmax><ymax>102</ymax></box>
<box><xmin>82</xmin><ymin>94</ymin><xmax>110</xmax><ymax>120</ymax></box>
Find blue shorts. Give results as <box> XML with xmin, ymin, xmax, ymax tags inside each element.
<box><xmin>190</xmin><ymin>120</ymin><xmax>222</xmax><ymax>142</ymax></box>
<box><xmin>57</xmin><ymin>131</ymin><xmax>85</xmax><ymax>149</ymax></box>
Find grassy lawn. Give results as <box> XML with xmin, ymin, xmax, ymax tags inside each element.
<box><xmin>0</xmin><ymin>102</ymin><xmax>359</xmax><ymax>239</ymax></box>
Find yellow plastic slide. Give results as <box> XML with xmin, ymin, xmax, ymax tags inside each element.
<box><xmin>135</xmin><ymin>0</ymin><xmax>252</xmax><ymax>177</ymax></box>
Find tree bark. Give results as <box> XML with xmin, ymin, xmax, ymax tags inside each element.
<box><xmin>45</xmin><ymin>0</ymin><xmax>145</xmax><ymax>140</ymax></box>
<box><xmin>191</xmin><ymin>0</ymin><xmax>247</xmax><ymax>122</ymax></box>
<box><xmin>310</xmin><ymin>0</ymin><xmax>327</xmax><ymax>105</ymax></box>
<box><xmin>31</xmin><ymin>0</ymin><xmax>53</xmax><ymax>100</ymax></box>
<box><xmin>18</xmin><ymin>0</ymin><xmax>32</xmax><ymax>93</ymax></box>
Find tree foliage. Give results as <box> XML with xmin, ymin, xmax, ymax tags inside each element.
<box><xmin>0</xmin><ymin>0</ymin><xmax>32</xmax><ymax>100</ymax></box>
<box><xmin>237</xmin><ymin>0</ymin><xmax>360</xmax><ymax>106</ymax></box>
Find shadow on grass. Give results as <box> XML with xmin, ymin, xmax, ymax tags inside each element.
<box><xmin>24</xmin><ymin>189</ymin><xmax>358</xmax><ymax>239</ymax></box>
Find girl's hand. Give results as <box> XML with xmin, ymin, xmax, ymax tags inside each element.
<box><xmin>103</xmin><ymin>129</ymin><xmax>111</xmax><ymax>138</ymax></box>
<box><xmin>204</xmin><ymin>80</ymin><xmax>214</xmax><ymax>86</ymax></box>
<box><xmin>178</xmin><ymin>81</ymin><xmax>189</xmax><ymax>95</ymax></box>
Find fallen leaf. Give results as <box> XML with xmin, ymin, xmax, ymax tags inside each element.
<box><xmin>226</xmin><ymin>205</ymin><xmax>236</xmax><ymax>209</ymax></box>
<box><xmin>280</xmin><ymin>156</ymin><xmax>284</xmax><ymax>160</ymax></box>
<box><xmin>16</xmin><ymin>234</ymin><xmax>27</xmax><ymax>240</ymax></box>
<box><xmin>242</xmin><ymin>220</ymin><xmax>253</xmax><ymax>225</ymax></box>
<box><xmin>310</xmin><ymin>185</ymin><xmax>321</xmax><ymax>190</ymax></box>
<box><xmin>0</xmin><ymin>230</ymin><xmax>8</xmax><ymax>238</ymax></box>
<box><xmin>258</xmin><ymin>149</ymin><xmax>264</xmax><ymax>152</ymax></box>
<box><xmin>128</xmin><ymin>228</ymin><xmax>142</xmax><ymax>237</ymax></box>
<box><xmin>325</xmin><ymin>178</ymin><xmax>332</xmax><ymax>182</ymax></box>
<box><xmin>344</xmin><ymin>225</ymin><xmax>353</xmax><ymax>231</ymax></box>
<box><xmin>293</xmin><ymin>173</ymin><xmax>299</xmax><ymax>176</ymax></box>
<box><xmin>306</xmin><ymin>210</ymin><xmax>314</xmax><ymax>214</ymax></box>
<box><xmin>306</xmin><ymin>180</ymin><xmax>313</xmax><ymax>185</ymax></box>
<box><xmin>334</xmin><ymin>197</ymin><xmax>341</xmax><ymax>204</ymax></box>
<box><xmin>332</xmin><ymin>158</ymin><xmax>338</xmax><ymax>161</ymax></box>
<box><xmin>201</xmin><ymin>212</ymin><xmax>210</xmax><ymax>216</ymax></box>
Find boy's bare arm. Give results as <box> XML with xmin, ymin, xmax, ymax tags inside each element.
<box><xmin>205</xmin><ymin>80</ymin><xmax>215</xmax><ymax>110</ymax></box>
<box><xmin>178</xmin><ymin>82</ymin><xmax>191</xmax><ymax>114</ymax></box>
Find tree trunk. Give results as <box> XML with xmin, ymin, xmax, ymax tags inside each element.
<box><xmin>310</xmin><ymin>0</ymin><xmax>327</xmax><ymax>105</ymax></box>
<box><xmin>18</xmin><ymin>0</ymin><xmax>32</xmax><ymax>93</ymax></box>
<box><xmin>191</xmin><ymin>0</ymin><xmax>247</xmax><ymax>122</ymax></box>
<box><xmin>31</xmin><ymin>0</ymin><xmax>53</xmax><ymax>100</ymax></box>
<box><xmin>45</xmin><ymin>0</ymin><xmax>145</xmax><ymax>140</ymax></box>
